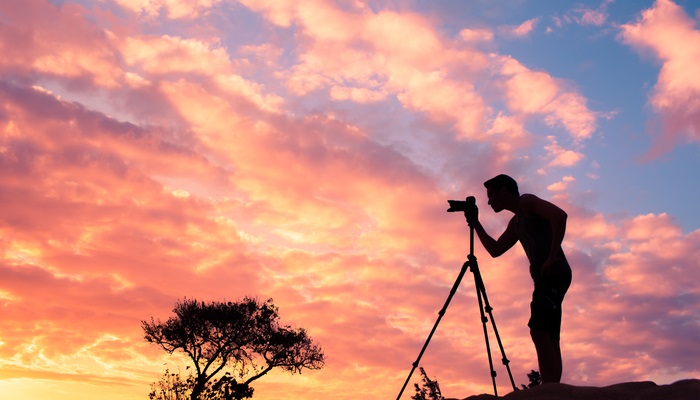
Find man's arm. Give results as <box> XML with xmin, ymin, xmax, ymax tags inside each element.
<box><xmin>519</xmin><ymin>194</ymin><xmax>568</xmax><ymax>271</ymax></box>
<box><xmin>469</xmin><ymin>217</ymin><xmax>519</xmax><ymax>258</ymax></box>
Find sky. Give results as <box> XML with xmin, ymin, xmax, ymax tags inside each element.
<box><xmin>0</xmin><ymin>0</ymin><xmax>699</xmax><ymax>399</ymax></box>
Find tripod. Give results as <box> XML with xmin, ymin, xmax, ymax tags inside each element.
<box><xmin>396</xmin><ymin>224</ymin><xmax>517</xmax><ymax>399</ymax></box>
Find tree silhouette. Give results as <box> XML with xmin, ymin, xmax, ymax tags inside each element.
<box><xmin>143</xmin><ymin>297</ymin><xmax>325</xmax><ymax>400</ymax></box>
<box><xmin>520</xmin><ymin>369</ymin><xmax>542</xmax><ymax>390</ymax></box>
<box><xmin>411</xmin><ymin>367</ymin><xmax>445</xmax><ymax>400</ymax></box>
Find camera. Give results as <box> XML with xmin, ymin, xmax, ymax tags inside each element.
<box><xmin>447</xmin><ymin>196</ymin><xmax>476</xmax><ymax>213</ymax></box>
<box><xmin>447</xmin><ymin>196</ymin><xmax>478</xmax><ymax>223</ymax></box>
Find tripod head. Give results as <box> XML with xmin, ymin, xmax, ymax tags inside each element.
<box><xmin>447</xmin><ymin>196</ymin><xmax>479</xmax><ymax>244</ymax></box>
<box><xmin>447</xmin><ymin>196</ymin><xmax>478</xmax><ymax>256</ymax></box>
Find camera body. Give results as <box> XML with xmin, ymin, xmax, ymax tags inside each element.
<box><xmin>447</xmin><ymin>196</ymin><xmax>478</xmax><ymax>222</ymax></box>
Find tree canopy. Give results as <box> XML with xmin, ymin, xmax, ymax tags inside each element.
<box><xmin>143</xmin><ymin>297</ymin><xmax>325</xmax><ymax>400</ymax></box>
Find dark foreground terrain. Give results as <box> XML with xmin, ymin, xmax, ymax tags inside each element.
<box><xmin>450</xmin><ymin>379</ymin><xmax>700</xmax><ymax>400</ymax></box>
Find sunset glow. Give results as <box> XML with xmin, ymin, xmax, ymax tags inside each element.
<box><xmin>1</xmin><ymin>1</ymin><xmax>699</xmax><ymax>399</ymax></box>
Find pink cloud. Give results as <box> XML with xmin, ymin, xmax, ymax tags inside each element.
<box><xmin>547</xmin><ymin>175</ymin><xmax>576</xmax><ymax>192</ymax></box>
<box><xmin>545</xmin><ymin>92</ymin><xmax>598</xmax><ymax>141</ymax></box>
<box><xmin>499</xmin><ymin>18</ymin><xmax>540</xmax><ymax>38</ymax></box>
<box><xmin>329</xmin><ymin>85</ymin><xmax>388</xmax><ymax>103</ymax></box>
<box><xmin>236</xmin><ymin>0</ymin><xmax>600</xmax><ymax>180</ymax></box>
<box><xmin>237</xmin><ymin>0</ymin><xmax>299</xmax><ymax>27</ymax></box>
<box><xmin>486</xmin><ymin>112</ymin><xmax>532</xmax><ymax>157</ymax></box>
<box><xmin>547</xmin><ymin>1</ymin><xmax>612</xmax><ymax>32</ymax></box>
<box><xmin>572</xmin><ymin>6</ymin><xmax>609</xmax><ymax>27</ymax></box>
<box><xmin>239</xmin><ymin>1</ymin><xmax>493</xmax><ymax>141</ymax></box>
<box><xmin>459</xmin><ymin>27</ymin><xmax>494</xmax><ymax>43</ymax></box>
<box><xmin>121</xmin><ymin>35</ymin><xmax>232</xmax><ymax>76</ymax></box>
<box><xmin>559</xmin><ymin>208</ymin><xmax>700</xmax><ymax>384</ymax></box>
<box><xmin>544</xmin><ymin>136</ymin><xmax>585</xmax><ymax>168</ymax></box>
<box><xmin>498</xmin><ymin>56</ymin><xmax>597</xmax><ymax>141</ymax></box>
<box><xmin>619</xmin><ymin>0</ymin><xmax>700</xmax><ymax>157</ymax></box>
<box><xmin>0</xmin><ymin>0</ymin><xmax>123</xmax><ymax>88</ymax></box>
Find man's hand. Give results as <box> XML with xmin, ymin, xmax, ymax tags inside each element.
<box><xmin>464</xmin><ymin>204</ymin><xmax>479</xmax><ymax>227</ymax></box>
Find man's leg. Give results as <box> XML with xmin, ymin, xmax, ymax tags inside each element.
<box><xmin>553</xmin><ymin>337</ymin><xmax>562</xmax><ymax>382</ymax></box>
<box><xmin>530</xmin><ymin>329</ymin><xmax>562</xmax><ymax>383</ymax></box>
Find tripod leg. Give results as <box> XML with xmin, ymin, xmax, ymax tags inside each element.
<box><xmin>486</xmin><ymin>307</ymin><xmax>517</xmax><ymax>391</ymax></box>
<box><xmin>395</xmin><ymin>261</ymin><xmax>471</xmax><ymax>400</ymax></box>
<box><xmin>475</xmin><ymin>269</ymin><xmax>518</xmax><ymax>392</ymax></box>
<box><xmin>473</xmin><ymin>265</ymin><xmax>498</xmax><ymax>397</ymax></box>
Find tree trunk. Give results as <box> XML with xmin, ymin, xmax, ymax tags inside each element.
<box><xmin>190</xmin><ymin>377</ymin><xmax>207</xmax><ymax>400</ymax></box>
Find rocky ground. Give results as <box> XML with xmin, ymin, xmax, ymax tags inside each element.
<box><xmin>447</xmin><ymin>379</ymin><xmax>700</xmax><ymax>400</ymax></box>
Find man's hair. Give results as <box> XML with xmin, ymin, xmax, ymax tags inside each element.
<box><xmin>484</xmin><ymin>174</ymin><xmax>519</xmax><ymax>196</ymax></box>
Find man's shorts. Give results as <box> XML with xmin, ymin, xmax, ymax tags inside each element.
<box><xmin>528</xmin><ymin>267</ymin><xmax>572</xmax><ymax>341</ymax></box>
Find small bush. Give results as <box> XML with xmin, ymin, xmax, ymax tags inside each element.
<box><xmin>411</xmin><ymin>368</ymin><xmax>444</xmax><ymax>400</ymax></box>
<box><xmin>520</xmin><ymin>370</ymin><xmax>541</xmax><ymax>390</ymax></box>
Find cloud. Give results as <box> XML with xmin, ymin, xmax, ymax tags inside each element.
<box><xmin>558</xmin><ymin>207</ymin><xmax>700</xmax><ymax>384</ymax></box>
<box><xmin>0</xmin><ymin>0</ymin><xmax>122</xmax><ymax>87</ymax></box>
<box><xmin>544</xmin><ymin>136</ymin><xmax>585</xmax><ymax>168</ymax></box>
<box><xmin>547</xmin><ymin>175</ymin><xmax>576</xmax><ymax>192</ymax></box>
<box><xmin>486</xmin><ymin>112</ymin><xmax>532</xmax><ymax>156</ymax></box>
<box><xmin>571</xmin><ymin>4</ymin><xmax>610</xmax><ymax>27</ymax></box>
<box><xmin>113</xmin><ymin>0</ymin><xmax>223</xmax><ymax>19</ymax></box>
<box><xmin>237</xmin><ymin>0</ymin><xmax>600</xmax><ymax>181</ymax></box>
<box><xmin>459</xmin><ymin>27</ymin><xmax>494</xmax><ymax>43</ymax></box>
<box><xmin>619</xmin><ymin>0</ymin><xmax>700</xmax><ymax>158</ymax></box>
<box><xmin>499</xmin><ymin>18</ymin><xmax>540</xmax><ymax>38</ymax></box>
<box><xmin>548</xmin><ymin>0</ymin><xmax>612</xmax><ymax>32</ymax></box>
<box><xmin>237</xmin><ymin>0</ymin><xmax>299</xmax><ymax>27</ymax></box>
<box><xmin>329</xmin><ymin>85</ymin><xmax>388</xmax><ymax>103</ymax></box>
<box><xmin>498</xmin><ymin>56</ymin><xmax>598</xmax><ymax>141</ymax></box>
<box><xmin>587</xmin><ymin>215</ymin><xmax>700</xmax><ymax>377</ymax></box>
<box><xmin>240</xmin><ymin>0</ymin><xmax>494</xmax><ymax>141</ymax></box>
<box><xmin>121</xmin><ymin>35</ymin><xmax>232</xmax><ymax>76</ymax></box>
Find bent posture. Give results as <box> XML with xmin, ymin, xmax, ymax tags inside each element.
<box><xmin>466</xmin><ymin>174</ymin><xmax>572</xmax><ymax>383</ymax></box>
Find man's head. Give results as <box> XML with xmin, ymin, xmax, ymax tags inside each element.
<box><xmin>484</xmin><ymin>174</ymin><xmax>519</xmax><ymax>212</ymax></box>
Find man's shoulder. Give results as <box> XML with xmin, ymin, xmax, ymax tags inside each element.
<box><xmin>519</xmin><ymin>193</ymin><xmax>566</xmax><ymax>218</ymax></box>
<box><xmin>518</xmin><ymin>193</ymin><xmax>539</xmax><ymax>211</ymax></box>
<box><xmin>520</xmin><ymin>193</ymin><xmax>552</xmax><ymax>208</ymax></box>
<box><xmin>517</xmin><ymin>193</ymin><xmax>554</xmax><ymax>218</ymax></box>
<box><xmin>519</xmin><ymin>193</ymin><xmax>539</xmax><ymax>201</ymax></box>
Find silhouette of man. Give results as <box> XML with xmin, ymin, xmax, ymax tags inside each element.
<box><xmin>465</xmin><ymin>174</ymin><xmax>572</xmax><ymax>384</ymax></box>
